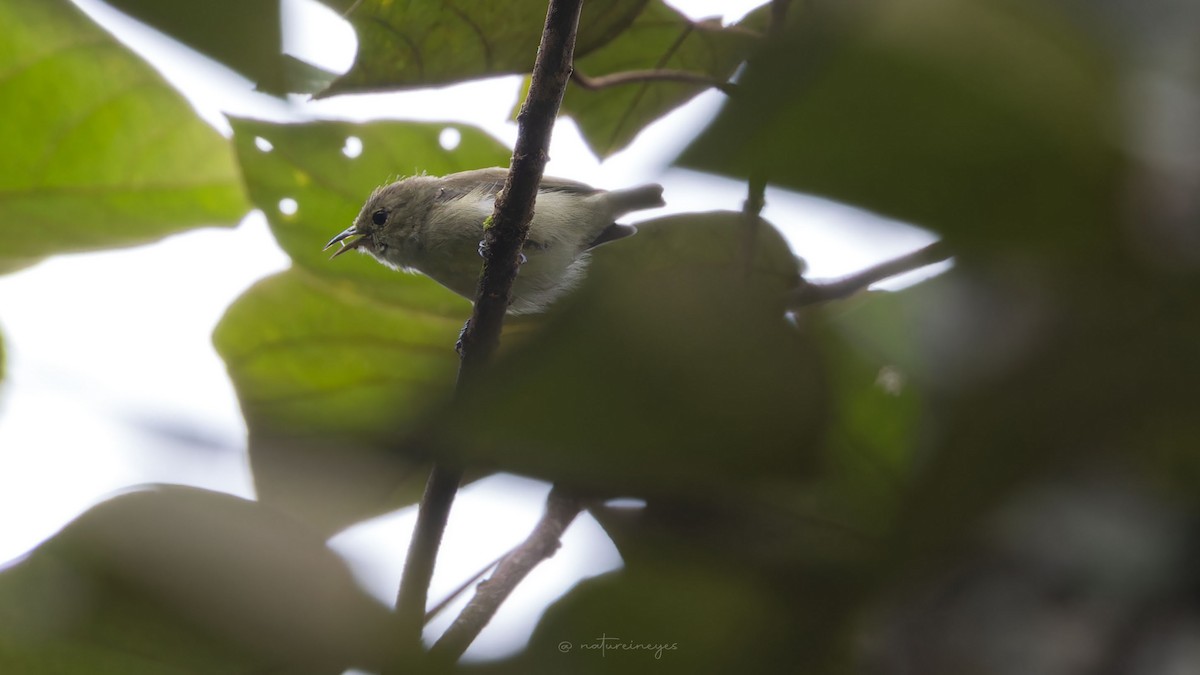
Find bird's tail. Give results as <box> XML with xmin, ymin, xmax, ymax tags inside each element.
<box><xmin>606</xmin><ymin>183</ymin><xmax>665</xmax><ymax>217</ymax></box>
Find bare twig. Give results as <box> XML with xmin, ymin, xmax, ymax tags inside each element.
<box><xmin>431</xmin><ymin>486</ymin><xmax>585</xmax><ymax>660</ymax></box>
<box><xmin>424</xmin><ymin>554</ymin><xmax>504</xmax><ymax>625</ymax></box>
<box><xmin>389</xmin><ymin>0</ymin><xmax>585</xmax><ymax>661</ymax></box>
<box><xmin>455</xmin><ymin>0</ymin><xmax>583</xmax><ymax>375</ymax></box>
<box><xmin>770</xmin><ymin>0</ymin><xmax>793</xmax><ymax>37</ymax></box>
<box><xmin>572</xmin><ymin>69</ymin><xmax>736</xmax><ymax>95</ymax></box>
<box><xmin>739</xmin><ymin>173</ymin><xmax>767</xmax><ymax>276</ymax></box>
<box><xmin>789</xmin><ymin>241</ymin><xmax>952</xmax><ymax>307</ymax></box>
<box><xmin>736</xmin><ymin>0</ymin><xmax>788</xmax><ymax>278</ymax></box>
<box><xmin>393</xmin><ymin>463</ymin><xmax>462</xmax><ymax>649</ymax></box>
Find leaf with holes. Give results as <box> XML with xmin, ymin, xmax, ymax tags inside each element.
<box><xmin>0</xmin><ymin>0</ymin><xmax>248</xmax><ymax>273</ymax></box>
<box><xmin>322</xmin><ymin>0</ymin><xmax>648</xmax><ymax>95</ymax></box>
<box><xmin>213</xmin><ymin>269</ymin><xmax>464</xmax><ymax>531</ymax></box>
<box><xmin>229</xmin><ymin>117</ymin><xmax>510</xmax><ymax>314</ymax></box>
<box><xmin>559</xmin><ymin>1</ymin><xmax>768</xmax><ymax>158</ymax></box>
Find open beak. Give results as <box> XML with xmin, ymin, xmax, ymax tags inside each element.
<box><xmin>324</xmin><ymin>225</ymin><xmax>365</xmax><ymax>259</ymax></box>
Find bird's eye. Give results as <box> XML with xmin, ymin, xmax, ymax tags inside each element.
<box><xmin>371</xmin><ymin>209</ymin><xmax>388</xmax><ymax>226</ymax></box>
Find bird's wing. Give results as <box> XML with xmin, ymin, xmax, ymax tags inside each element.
<box><xmin>537</xmin><ymin>175</ymin><xmax>603</xmax><ymax>195</ymax></box>
<box><xmin>434</xmin><ymin>168</ymin><xmax>507</xmax><ymax>202</ymax></box>
<box><xmin>435</xmin><ymin>168</ymin><xmax>601</xmax><ymax>203</ymax></box>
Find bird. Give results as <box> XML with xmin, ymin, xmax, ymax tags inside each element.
<box><xmin>325</xmin><ymin>168</ymin><xmax>665</xmax><ymax>313</ymax></box>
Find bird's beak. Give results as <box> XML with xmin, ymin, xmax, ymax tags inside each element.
<box><xmin>324</xmin><ymin>225</ymin><xmax>364</xmax><ymax>259</ymax></box>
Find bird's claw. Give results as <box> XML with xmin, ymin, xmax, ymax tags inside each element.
<box><xmin>456</xmin><ymin>319</ymin><xmax>470</xmax><ymax>356</ymax></box>
<box><xmin>477</xmin><ymin>240</ymin><xmax>527</xmax><ymax>265</ymax></box>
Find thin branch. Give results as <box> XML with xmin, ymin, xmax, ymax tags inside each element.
<box><xmin>739</xmin><ymin>173</ymin><xmax>767</xmax><ymax>276</ymax></box>
<box><xmin>769</xmin><ymin>0</ymin><xmax>793</xmax><ymax>37</ymax></box>
<box><xmin>393</xmin><ymin>463</ymin><xmax>462</xmax><ymax>648</ymax></box>
<box><xmin>736</xmin><ymin>0</ymin><xmax>786</xmax><ymax>278</ymax></box>
<box><xmin>603</xmin><ymin>21</ymin><xmax>694</xmax><ymax>152</ymax></box>
<box><xmin>431</xmin><ymin>486</ymin><xmax>585</xmax><ymax>660</ymax></box>
<box><xmin>389</xmin><ymin>0</ymin><xmax>585</xmax><ymax>662</ymax></box>
<box><xmin>789</xmin><ymin>241</ymin><xmax>953</xmax><ymax>307</ymax></box>
<box><xmin>572</xmin><ymin>69</ymin><xmax>736</xmax><ymax>95</ymax></box>
<box><xmin>424</xmin><ymin>554</ymin><xmax>504</xmax><ymax>625</ymax></box>
<box><xmin>455</xmin><ymin>0</ymin><xmax>583</xmax><ymax>376</ymax></box>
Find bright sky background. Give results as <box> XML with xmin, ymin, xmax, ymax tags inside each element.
<box><xmin>0</xmin><ymin>0</ymin><xmax>940</xmax><ymax>663</ymax></box>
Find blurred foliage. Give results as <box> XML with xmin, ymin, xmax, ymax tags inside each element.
<box><xmin>0</xmin><ymin>486</ymin><xmax>396</xmax><ymax>674</ymax></box>
<box><xmin>103</xmin><ymin>0</ymin><xmax>289</xmax><ymax>94</ymax></box>
<box><xmin>0</xmin><ymin>0</ymin><xmax>248</xmax><ymax>273</ymax></box>
<box><xmin>432</xmin><ymin>212</ymin><xmax>821</xmax><ymax>499</ymax></box>
<box><xmin>324</xmin><ymin>0</ymin><xmax>648</xmax><ymax>95</ymax></box>
<box><xmin>212</xmin><ymin>269</ymin><xmax>462</xmax><ymax>532</ymax></box>
<box><xmin>504</xmin><ymin>562</ymin><xmax>800</xmax><ymax>675</ymax></box>
<box><xmin>3</xmin><ymin>0</ymin><xmax>1200</xmax><ymax>672</ymax></box>
<box><xmin>679</xmin><ymin>0</ymin><xmax>1125</xmax><ymax>260</ymax></box>
<box><xmin>555</xmin><ymin>1</ymin><xmax>768</xmax><ymax>157</ymax></box>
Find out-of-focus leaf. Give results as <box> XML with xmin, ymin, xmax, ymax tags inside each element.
<box><xmin>431</xmin><ymin>212</ymin><xmax>823</xmax><ymax>499</ymax></box>
<box><xmin>559</xmin><ymin>1</ymin><xmax>767</xmax><ymax>158</ymax></box>
<box><xmin>500</xmin><ymin>560</ymin><xmax>832</xmax><ymax>674</ymax></box>
<box><xmin>765</xmin><ymin>294</ymin><xmax>929</xmax><ymax>543</ymax></box>
<box><xmin>887</xmin><ymin>270</ymin><xmax>1200</xmax><ymax>570</ymax></box>
<box><xmin>228</xmin><ymin>116</ymin><xmax>507</xmax><ymax>314</ymax></box>
<box><xmin>213</xmin><ymin>270</ymin><xmax>463</xmax><ymax>531</ymax></box>
<box><xmin>323</xmin><ymin>0</ymin><xmax>648</xmax><ymax>95</ymax></box>
<box><xmin>0</xmin><ymin>0</ymin><xmax>248</xmax><ymax>272</ymax></box>
<box><xmin>678</xmin><ymin>0</ymin><xmax>1123</xmax><ymax>258</ymax></box>
<box><xmin>0</xmin><ymin>486</ymin><xmax>399</xmax><ymax>674</ymax></box>
<box><xmin>103</xmin><ymin>0</ymin><xmax>291</xmax><ymax>95</ymax></box>
<box><xmin>281</xmin><ymin>54</ymin><xmax>339</xmax><ymax>95</ymax></box>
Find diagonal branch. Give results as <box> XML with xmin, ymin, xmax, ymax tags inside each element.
<box><xmin>788</xmin><ymin>241</ymin><xmax>952</xmax><ymax>307</ymax></box>
<box><xmin>423</xmin><ymin>554</ymin><xmax>504</xmax><ymax>625</ymax></box>
<box><xmin>431</xmin><ymin>486</ymin><xmax>585</xmax><ymax>660</ymax></box>
<box><xmin>389</xmin><ymin>0</ymin><xmax>585</xmax><ymax>662</ymax></box>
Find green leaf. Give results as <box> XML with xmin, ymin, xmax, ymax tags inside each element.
<box><xmin>0</xmin><ymin>486</ymin><xmax>398</xmax><ymax>674</ymax></box>
<box><xmin>0</xmin><ymin>0</ymin><xmax>248</xmax><ymax>272</ymax></box>
<box><xmin>228</xmin><ymin>116</ymin><xmax>508</xmax><ymax>314</ymax></box>
<box><xmin>509</xmin><ymin>532</ymin><xmax>863</xmax><ymax>674</ymax></box>
<box><xmin>884</xmin><ymin>269</ymin><xmax>1200</xmax><ymax>568</ymax></box>
<box><xmin>213</xmin><ymin>269</ymin><xmax>464</xmax><ymax>531</ymax></box>
<box><xmin>101</xmin><ymin>0</ymin><xmax>292</xmax><ymax>94</ymax></box>
<box><xmin>678</xmin><ymin>0</ymin><xmax>1123</xmax><ymax>258</ymax></box>
<box><xmin>775</xmin><ymin>292</ymin><xmax>931</xmax><ymax>543</ymax></box>
<box><xmin>510</xmin><ymin>566</ymin><xmax>797</xmax><ymax>675</ymax></box>
<box><xmin>560</xmin><ymin>1</ymin><xmax>767</xmax><ymax>158</ymax></box>
<box><xmin>323</xmin><ymin>0</ymin><xmax>648</xmax><ymax>95</ymax></box>
<box><xmin>433</xmin><ymin>212</ymin><xmax>824</xmax><ymax>498</ymax></box>
<box><xmin>224</xmin><ymin>117</ymin><xmax>520</xmax><ymax>529</ymax></box>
